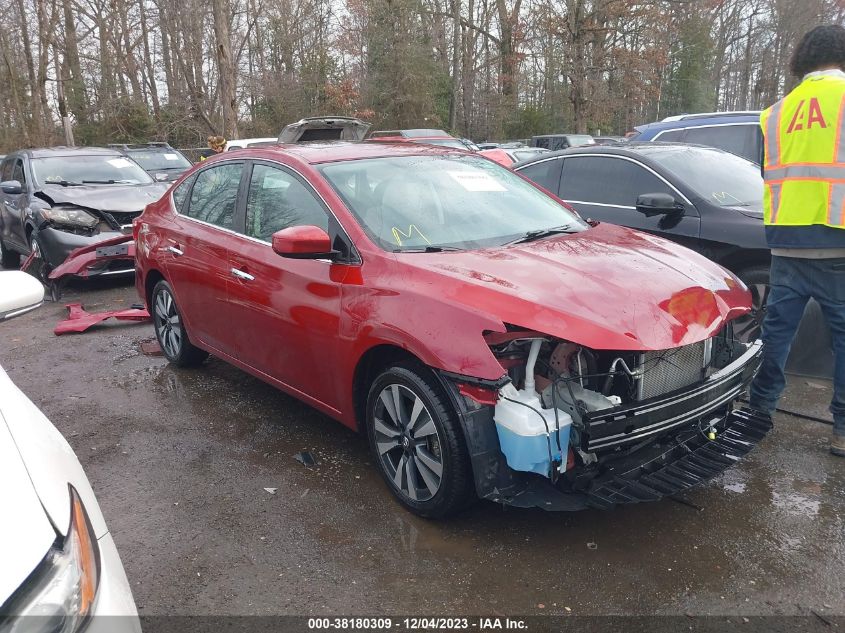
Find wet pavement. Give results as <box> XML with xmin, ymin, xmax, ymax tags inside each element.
<box><xmin>0</xmin><ymin>279</ymin><xmax>842</xmax><ymax>617</ymax></box>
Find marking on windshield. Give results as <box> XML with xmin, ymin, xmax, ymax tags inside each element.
<box><xmin>713</xmin><ymin>191</ymin><xmax>744</xmax><ymax>205</ymax></box>
<box><xmin>392</xmin><ymin>225</ymin><xmax>432</xmax><ymax>246</ymax></box>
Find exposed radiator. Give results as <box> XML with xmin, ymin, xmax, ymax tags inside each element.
<box><xmin>638</xmin><ymin>340</ymin><xmax>708</xmax><ymax>400</ymax></box>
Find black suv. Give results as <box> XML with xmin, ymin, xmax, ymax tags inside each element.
<box><xmin>109</xmin><ymin>142</ymin><xmax>192</xmax><ymax>182</ymax></box>
<box><xmin>0</xmin><ymin>147</ymin><xmax>167</xmax><ymax>273</ymax></box>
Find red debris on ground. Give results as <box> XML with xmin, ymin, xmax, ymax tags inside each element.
<box><xmin>139</xmin><ymin>338</ymin><xmax>163</xmax><ymax>356</ymax></box>
<box><xmin>54</xmin><ymin>302</ymin><xmax>150</xmax><ymax>335</ymax></box>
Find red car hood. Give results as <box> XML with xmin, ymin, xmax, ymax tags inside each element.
<box><xmin>397</xmin><ymin>223</ymin><xmax>751</xmax><ymax>351</ymax></box>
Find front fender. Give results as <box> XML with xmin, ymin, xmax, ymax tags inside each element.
<box><xmin>342</xmin><ymin>284</ymin><xmax>508</xmax><ymax>381</ymax></box>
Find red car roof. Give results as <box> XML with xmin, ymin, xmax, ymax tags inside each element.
<box><xmin>245</xmin><ymin>141</ymin><xmax>465</xmax><ymax>165</ymax></box>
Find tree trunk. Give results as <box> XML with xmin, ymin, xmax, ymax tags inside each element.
<box><xmin>212</xmin><ymin>0</ymin><xmax>239</xmax><ymax>139</ymax></box>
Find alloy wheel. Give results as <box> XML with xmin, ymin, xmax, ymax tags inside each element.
<box><xmin>154</xmin><ymin>288</ymin><xmax>182</xmax><ymax>358</ymax></box>
<box><xmin>373</xmin><ymin>384</ymin><xmax>444</xmax><ymax>502</ymax></box>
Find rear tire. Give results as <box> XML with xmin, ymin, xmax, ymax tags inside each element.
<box><xmin>0</xmin><ymin>238</ymin><xmax>19</xmax><ymax>268</ymax></box>
<box><xmin>151</xmin><ymin>280</ymin><xmax>208</xmax><ymax>367</ymax></box>
<box><xmin>734</xmin><ymin>265</ymin><xmax>770</xmax><ymax>342</ymax></box>
<box><xmin>366</xmin><ymin>362</ymin><xmax>474</xmax><ymax>518</ymax></box>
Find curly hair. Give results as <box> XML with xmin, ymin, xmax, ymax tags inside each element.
<box><xmin>790</xmin><ymin>25</ymin><xmax>845</xmax><ymax>78</ymax></box>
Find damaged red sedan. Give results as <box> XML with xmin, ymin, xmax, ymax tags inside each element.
<box><xmin>134</xmin><ymin>142</ymin><xmax>769</xmax><ymax>518</ymax></box>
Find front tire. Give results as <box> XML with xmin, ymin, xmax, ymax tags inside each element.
<box><xmin>151</xmin><ymin>280</ymin><xmax>208</xmax><ymax>367</ymax></box>
<box><xmin>366</xmin><ymin>362</ymin><xmax>474</xmax><ymax>518</ymax></box>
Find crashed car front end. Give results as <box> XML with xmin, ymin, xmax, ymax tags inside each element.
<box><xmin>33</xmin><ymin>205</ymin><xmax>137</xmax><ymax>277</ymax></box>
<box><xmin>437</xmin><ymin>322</ymin><xmax>766</xmax><ymax>511</ymax></box>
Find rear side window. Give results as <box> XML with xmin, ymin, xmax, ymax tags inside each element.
<box><xmin>245</xmin><ymin>164</ymin><xmax>328</xmax><ymax>241</ymax></box>
<box><xmin>171</xmin><ymin>173</ymin><xmax>197</xmax><ymax>213</ymax></box>
<box><xmin>682</xmin><ymin>124</ymin><xmax>760</xmax><ymax>163</ymax></box>
<box><xmin>560</xmin><ymin>156</ymin><xmax>673</xmax><ymax>206</ymax></box>
<box><xmin>184</xmin><ymin>163</ymin><xmax>243</xmax><ymax>229</ymax></box>
<box><xmin>517</xmin><ymin>159</ymin><xmax>562</xmax><ymax>194</ymax></box>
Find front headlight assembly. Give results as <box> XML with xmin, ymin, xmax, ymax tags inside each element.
<box><xmin>0</xmin><ymin>487</ymin><xmax>101</xmax><ymax>633</ymax></box>
<box><xmin>41</xmin><ymin>207</ymin><xmax>99</xmax><ymax>230</ymax></box>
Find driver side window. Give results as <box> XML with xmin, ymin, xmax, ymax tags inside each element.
<box><xmin>245</xmin><ymin>164</ymin><xmax>328</xmax><ymax>241</ymax></box>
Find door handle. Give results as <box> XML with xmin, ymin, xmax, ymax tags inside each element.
<box><xmin>230</xmin><ymin>268</ymin><xmax>255</xmax><ymax>281</ymax></box>
<box><xmin>167</xmin><ymin>245</ymin><xmax>184</xmax><ymax>256</ymax></box>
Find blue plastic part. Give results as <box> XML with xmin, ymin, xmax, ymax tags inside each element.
<box><xmin>494</xmin><ymin>422</ymin><xmax>571</xmax><ymax>477</ymax></box>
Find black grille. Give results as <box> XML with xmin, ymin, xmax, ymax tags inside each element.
<box><xmin>585</xmin><ymin>408</ymin><xmax>772</xmax><ymax>509</ymax></box>
<box><xmin>106</xmin><ymin>210</ymin><xmax>142</xmax><ymax>226</ymax></box>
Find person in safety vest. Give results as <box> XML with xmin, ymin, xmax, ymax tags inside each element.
<box><xmin>749</xmin><ymin>25</ymin><xmax>845</xmax><ymax>457</ymax></box>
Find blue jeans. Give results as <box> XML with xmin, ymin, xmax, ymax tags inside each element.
<box><xmin>749</xmin><ymin>255</ymin><xmax>845</xmax><ymax>436</ymax></box>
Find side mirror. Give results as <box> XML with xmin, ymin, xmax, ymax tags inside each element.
<box><xmin>636</xmin><ymin>192</ymin><xmax>684</xmax><ymax>218</ymax></box>
<box><xmin>1</xmin><ymin>180</ymin><xmax>23</xmax><ymax>195</ymax></box>
<box><xmin>154</xmin><ymin>172</ymin><xmax>169</xmax><ymax>182</ymax></box>
<box><xmin>0</xmin><ymin>271</ymin><xmax>44</xmax><ymax>321</ymax></box>
<box><xmin>271</xmin><ymin>225</ymin><xmax>337</xmax><ymax>260</ymax></box>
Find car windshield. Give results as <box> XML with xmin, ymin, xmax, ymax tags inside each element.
<box><xmin>642</xmin><ymin>146</ymin><xmax>763</xmax><ymax>207</ymax></box>
<box><xmin>32</xmin><ymin>155</ymin><xmax>154</xmax><ymax>185</ymax></box>
<box><xmin>319</xmin><ymin>155</ymin><xmax>587</xmax><ymax>251</ymax></box>
<box><xmin>125</xmin><ymin>149</ymin><xmax>191</xmax><ymax>171</ymax></box>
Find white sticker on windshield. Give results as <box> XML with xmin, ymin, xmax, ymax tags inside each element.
<box><xmin>163</xmin><ymin>153</ymin><xmax>179</xmax><ymax>160</ymax></box>
<box><xmin>448</xmin><ymin>171</ymin><xmax>506</xmax><ymax>192</ymax></box>
<box><xmin>107</xmin><ymin>158</ymin><xmax>134</xmax><ymax>168</ymax></box>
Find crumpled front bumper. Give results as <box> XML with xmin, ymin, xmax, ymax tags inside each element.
<box><xmin>46</xmin><ymin>234</ymin><xmax>135</xmax><ymax>283</ymax></box>
<box><xmin>439</xmin><ymin>339</ymin><xmax>767</xmax><ymax>511</ymax></box>
<box><xmin>582</xmin><ymin>340</ymin><xmax>763</xmax><ymax>454</ymax></box>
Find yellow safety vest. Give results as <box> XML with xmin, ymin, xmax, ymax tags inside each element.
<box><xmin>761</xmin><ymin>73</ymin><xmax>845</xmax><ymax>229</ymax></box>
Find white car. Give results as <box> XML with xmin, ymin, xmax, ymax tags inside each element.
<box><xmin>0</xmin><ymin>271</ymin><xmax>139</xmax><ymax>632</ymax></box>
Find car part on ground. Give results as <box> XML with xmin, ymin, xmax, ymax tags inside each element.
<box><xmin>0</xmin><ymin>274</ymin><xmax>139</xmax><ymax>626</ymax></box>
<box><xmin>134</xmin><ymin>141</ymin><xmax>763</xmax><ymax>517</ymax></box>
<box><xmin>54</xmin><ymin>303</ymin><xmax>149</xmax><ymax>336</ymax></box>
<box><xmin>278</xmin><ymin>117</ymin><xmax>371</xmax><ymax>143</ymax></box>
<box><xmin>108</xmin><ymin>142</ymin><xmax>192</xmax><ymax>183</ymax></box>
<box><xmin>0</xmin><ymin>148</ymin><xmax>167</xmax><ymax>277</ymax></box>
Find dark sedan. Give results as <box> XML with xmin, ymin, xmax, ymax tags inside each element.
<box><xmin>514</xmin><ymin>142</ymin><xmax>769</xmax><ymax>340</ymax></box>
<box><xmin>108</xmin><ymin>142</ymin><xmax>193</xmax><ymax>182</ymax></box>
<box><xmin>0</xmin><ymin>147</ymin><xmax>167</xmax><ymax>275</ymax></box>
